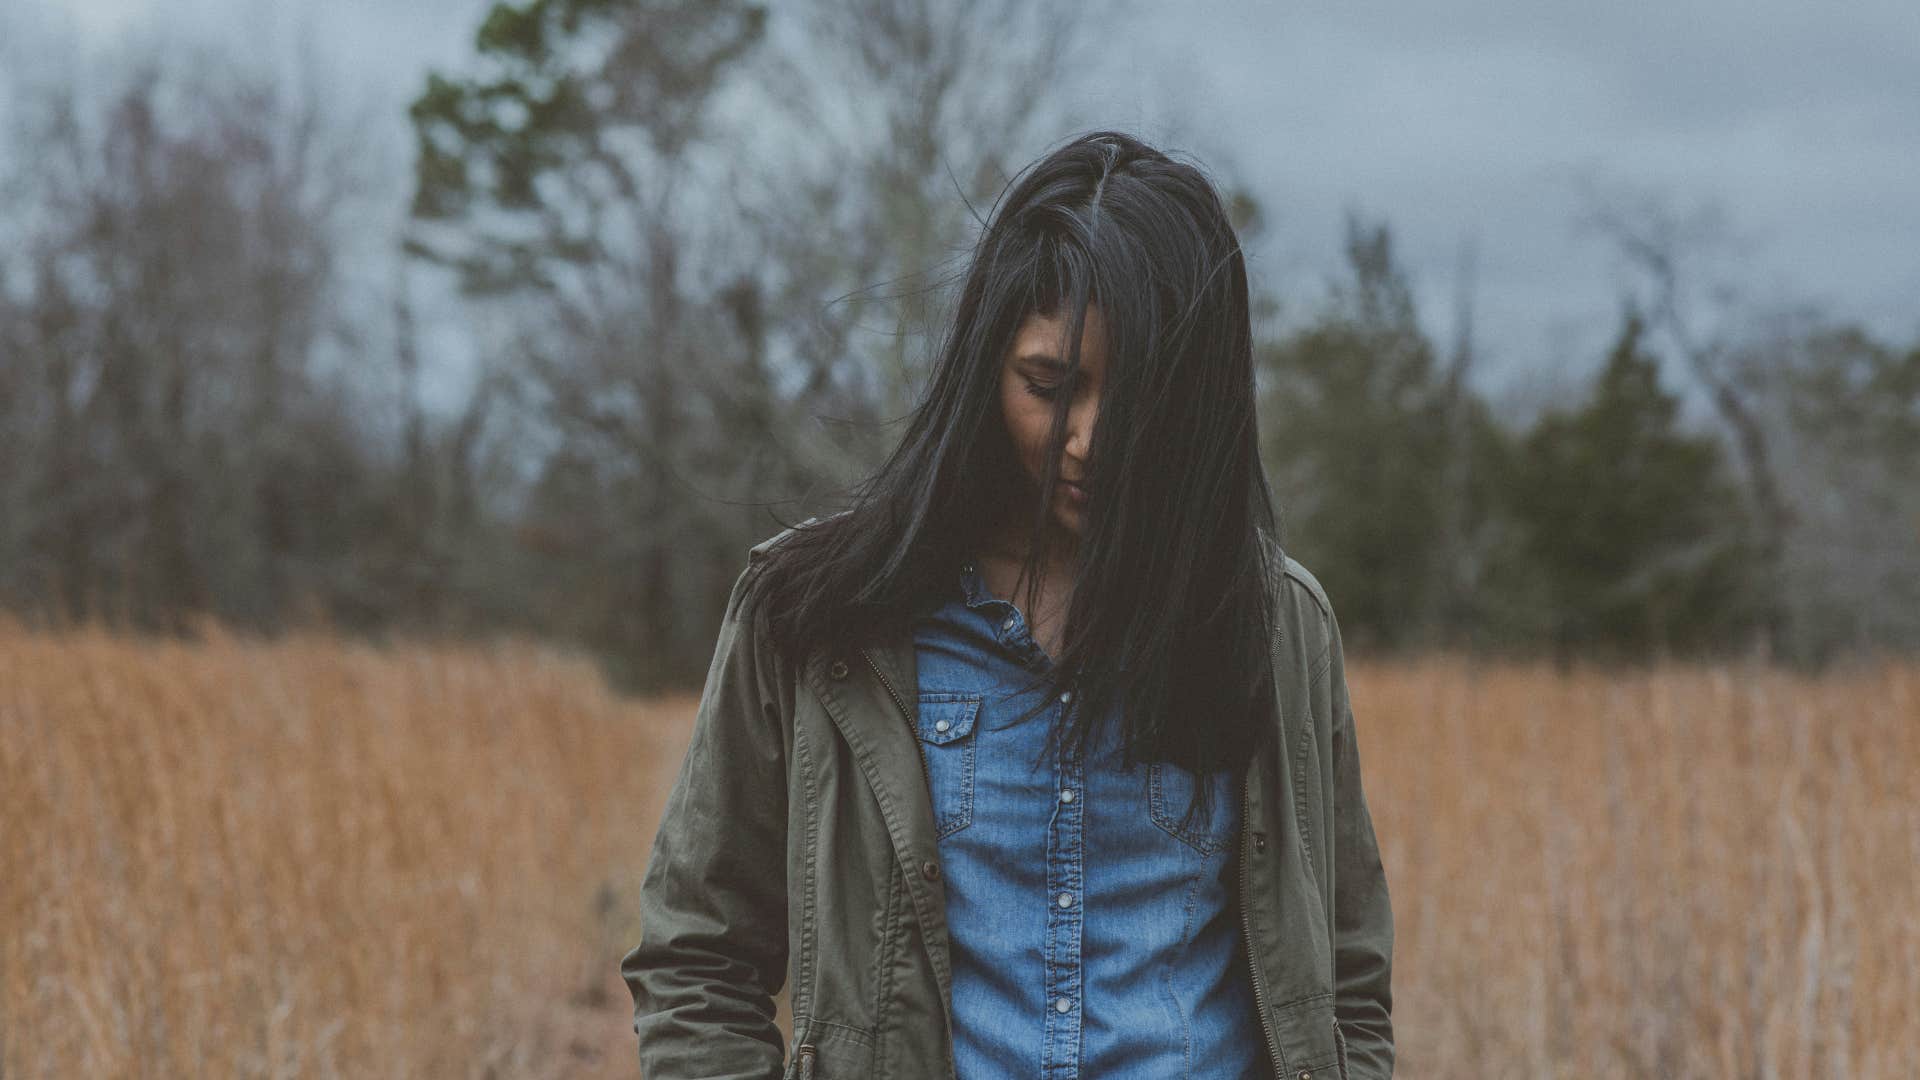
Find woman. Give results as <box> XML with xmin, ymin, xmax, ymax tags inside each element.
<box><xmin>623</xmin><ymin>130</ymin><xmax>1393</xmax><ymax>1079</ymax></box>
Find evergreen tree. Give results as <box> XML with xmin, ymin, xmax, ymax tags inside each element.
<box><xmin>1511</xmin><ymin>308</ymin><xmax>1756</xmax><ymax>660</ymax></box>
<box><xmin>1260</xmin><ymin>215</ymin><xmax>1490</xmax><ymax>651</ymax></box>
<box><xmin>407</xmin><ymin>0</ymin><xmax>766</xmax><ymax>295</ymax></box>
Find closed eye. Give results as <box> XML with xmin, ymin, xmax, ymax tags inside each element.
<box><xmin>1023</xmin><ymin>379</ymin><xmax>1062</xmax><ymax>400</ymax></box>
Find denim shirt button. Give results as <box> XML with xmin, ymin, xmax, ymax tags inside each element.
<box><xmin>934</xmin><ymin>719</ymin><xmax>950</xmax><ymax>733</ymax></box>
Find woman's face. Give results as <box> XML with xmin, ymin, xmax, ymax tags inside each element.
<box><xmin>998</xmin><ymin>302</ymin><xmax>1108</xmax><ymax>539</ymax></box>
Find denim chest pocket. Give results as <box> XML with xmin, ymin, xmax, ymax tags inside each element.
<box><xmin>1147</xmin><ymin>760</ymin><xmax>1238</xmax><ymax>856</ymax></box>
<box><xmin>915</xmin><ymin>693</ymin><xmax>981</xmax><ymax>838</ymax></box>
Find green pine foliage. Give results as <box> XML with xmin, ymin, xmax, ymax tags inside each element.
<box><xmin>1261</xmin><ymin>218</ymin><xmax>1763</xmax><ymax>661</ymax></box>
<box><xmin>1260</xmin><ymin>216</ymin><xmax>1514</xmax><ymax>653</ymax></box>
<box><xmin>406</xmin><ymin>0</ymin><xmax>767</xmax><ymax>293</ymax></box>
<box><xmin>1260</xmin><ymin>218</ymin><xmax>1455</xmax><ymax>651</ymax></box>
<box><xmin>1508</xmin><ymin>309</ymin><xmax>1758</xmax><ymax>661</ymax></box>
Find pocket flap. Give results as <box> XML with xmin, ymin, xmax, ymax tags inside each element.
<box><xmin>1270</xmin><ymin>994</ymin><xmax>1341</xmax><ymax>1074</ymax></box>
<box><xmin>916</xmin><ymin>693</ymin><xmax>979</xmax><ymax>745</ymax></box>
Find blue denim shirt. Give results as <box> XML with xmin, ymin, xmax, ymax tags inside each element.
<box><xmin>909</xmin><ymin>557</ymin><xmax>1265</xmax><ymax>1079</ymax></box>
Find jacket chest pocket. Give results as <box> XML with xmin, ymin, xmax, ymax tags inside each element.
<box><xmin>916</xmin><ymin>692</ymin><xmax>981</xmax><ymax>838</ymax></box>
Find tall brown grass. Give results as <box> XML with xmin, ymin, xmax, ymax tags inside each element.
<box><xmin>0</xmin><ymin>616</ymin><xmax>702</xmax><ymax>1078</ymax></box>
<box><xmin>2</xmin><ymin>617</ymin><xmax>1913</xmax><ymax>1077</ymax></box>
<box><xmin>1359</xmin><ymin>652</ymin><xmax>1918</xmax><ymax>1078</ymax></box>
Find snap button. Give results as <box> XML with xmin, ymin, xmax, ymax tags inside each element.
<box><xmin>1058</xmin><ymin>690</ymin><xmax>1072</xmax><ymax>704</ymax></box>
<box><xmin>921</xmin><ymin>859</ymin><xmax>940</xmax><ymax>881</ymax></box>
<box><xmin>1053</xmin><ymin>996</ymin><xmax>1071</xmax><ymax>1013</ymax></box>
<box><xmin>1059</xmin><ymin>790</ymin><xmax>1074</xmax><ymax>803</ymax></box>
<box><xmin>1299</xmin><ymin>1071</ymin><xmax>1312</xmax><ymax>1080</ymax></box>
<box><xmin>1253</xmin><ymin>831</ymin><xmax>1267</xmax><ymax>853</ymax></box>
<box><xmin>934</xmin><ymin>719</ymin><xmax>950</xmax><ymax>733</ymax></box>
<box><xmin>1056</xmin><ymin>892</ymin><xmax>1072</xmax><ymax>908</ymax></box>
<box><xmin>828</xmin><ymin>659</ymin><xmax>848</xmax><ymax>680</ymax></box>
<box><xmin>1002</xmin><ymin>617</ymin><xmax>1017</xmax><ymax>632</ymax></box>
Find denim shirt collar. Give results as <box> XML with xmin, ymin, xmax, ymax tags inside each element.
<box><xmin>957</xmin><ymin>557</ymin><xmax>1049</xmax><ymax>668</ymax></box>
<box><xmin>957</xmin><ymin>558</ymin><xmax>998</xmax><ymax>610</ymax></box>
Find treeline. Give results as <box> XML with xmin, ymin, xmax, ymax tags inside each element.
<box><xmin>0</xmin><ymin>1</ymin><xmax>1913</xmax><ymax>688</ymax></box>
<box><xmin>1262</xmin><ymin>219</ymin><xmax>1918</xmax><ymax>665</ymax></box>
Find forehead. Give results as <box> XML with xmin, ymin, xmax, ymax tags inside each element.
<box><xmin>1007</xmin><ymin>303</ymin><xmax>1109</xmax><ymax>371</ymax></box>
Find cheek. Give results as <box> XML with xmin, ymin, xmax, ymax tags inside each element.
<box><xmin>1001</xmin><ymin>392</ymin><xmax>1045</xmax><ymax>462</ymax></box>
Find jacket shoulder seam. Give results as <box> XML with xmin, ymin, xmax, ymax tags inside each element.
<box><xmin>1279</xmin><ymin>555</ymin><xmax>1335</xmax><ymax>685</ymax></box>
<box><xmin>746</xmin><ymin>510</ymin><xmax>849</xmax><ymax>562</ymax></box>
<box><xmin>1280</xmin><ymin>555</ymin><xmax>1332</xmax><ymax>620</ymax></box>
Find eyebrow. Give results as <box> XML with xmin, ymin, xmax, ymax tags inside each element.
<box><xmin>1014</xmin><ymin>353</ymin><xmax>1073</xmax><ymax>372</ymax></box>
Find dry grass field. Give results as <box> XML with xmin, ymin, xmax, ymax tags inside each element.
<box><xmin>2</xmin><ymin>617</ymin><xmax>1914</xmax><ymax>1078</ymax></box>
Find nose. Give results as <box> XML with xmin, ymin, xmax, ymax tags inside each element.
<box><xmin>1064</xmin><ymin>394</ymin><xmax>1097</xmax><ymax>465</ymax></box>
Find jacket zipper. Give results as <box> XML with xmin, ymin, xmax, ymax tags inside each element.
<box><xmin>796</xmin><ymin>1042</ymin><xmax>816</xmax><ymax>1080</ymax></box>
<box><xmin>859</xmin><ymin>648</ymin><xmax>934</xmax><ymax>804</ymax></box>
<box><xmin>859</xmin><ymin>646</ymin><xmax>960</xmax><ymax>1080</ymax></box>
<box><xmin>1240</xmin><ymin>763</ymin><xmax>1284</xmax><ymax>1078</ymax></box>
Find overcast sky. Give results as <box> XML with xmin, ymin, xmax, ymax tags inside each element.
<box><xmin>15</xmin><ymin>0</ymin><xmax>1919</xmax><ymax>413</ymax></box>
<box><xmin>1094</xmin><ymin>2</ymin><xmax>1920</xmax><ymax>402</ymax></box>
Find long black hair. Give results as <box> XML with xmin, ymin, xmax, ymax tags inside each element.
<box><xmin>748</xmin><ymin>129</ymin><xmax>1283</xmax><ymax>829</ymax></box>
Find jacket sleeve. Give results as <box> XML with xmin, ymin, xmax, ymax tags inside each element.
<box><xmin>1323</xmin><ymin>603</ymin><xmax>1395</xmax><ymax>1078</ymax></box>
<box><xmin>621</xmin><ymin>561</ymin><xmax>790</xmax><ymax>1080</ymax></box>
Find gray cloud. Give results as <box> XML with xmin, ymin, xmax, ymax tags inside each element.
<box><xmin>34</xmin><ymin>0</ymin><xmax>1920</xmax><ymax>400</ymax></box>
<box><xmin>1091</xmin><ymin>2</ymin><xmax>1920</xmax><ymax>389</ymax></box>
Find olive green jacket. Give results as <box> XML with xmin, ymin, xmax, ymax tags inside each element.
<box><xmin>621</xmin><ymin>521</ymin><xmax>1395</xmax><ymax>1079</ymax></box>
